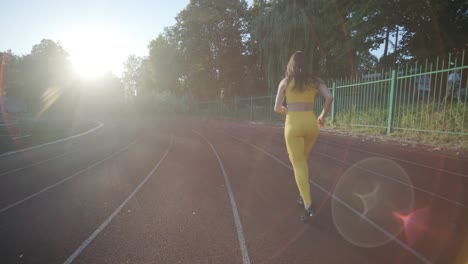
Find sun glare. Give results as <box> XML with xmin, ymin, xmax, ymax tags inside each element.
<box><xmin>61</xmin><ymin>27</ymin><xmax>129</xmax><ymax>79</ymax></box>
<box><xmin>71</xmin><ymin>50</ymin><xmax>110</xmax><ymax>79</ymax></box>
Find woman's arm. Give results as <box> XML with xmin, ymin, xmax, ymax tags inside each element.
<box><xmin>317</xmin><ymin>82</ymin><xmax>333</xmax><ymax>126</ymax></box>
<box><xmin>274</xmin><ymin>79</ymin><xmax>288</xmax><ymax>114</ymax></box>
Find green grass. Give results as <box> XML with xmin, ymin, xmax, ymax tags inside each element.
<box><xmin>393</xmin><ymin>102</ymin><xmax>468</xmax><ymax>132</ymax></box>
<box><xmin>197</xmin><ymin>99</ymin><xmax>468</xmax><ymax>149</ymax></box>
<box><xmin>332</xmin><ymin>102</ymin><xmax>468</xmax><ymax>148</ymax></box>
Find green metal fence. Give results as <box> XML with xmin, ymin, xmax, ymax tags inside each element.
<box><xmin>198</xmin><ymin>51</ymin><xmax>468</xmax><ymax>136</ymax></box>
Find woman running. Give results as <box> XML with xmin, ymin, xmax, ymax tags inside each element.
<box><xmin>274</xmin><ymin>51</ymin><xmax>333</xmax><ymax>222</ymax></box>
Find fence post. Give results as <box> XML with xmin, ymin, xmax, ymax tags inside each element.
<box><xmin>219</xmin><ymin>99</ymin><xmax>222</xmax><ymax>116</ymax></box>
<box><xmin>387</xmin><ymin>70</ymin><xmax>397</xmax><ymax>135</ymax></box>
<box><xmin>250</xmin><ymin>96</ymin><xmax>253</xmax><ymax>121</ymax></box>
<box><xmin>234</xmin><ymin>96</ymin><xmax>237</xmax><ymax>119</ymax></box>
<box><xmin>269</xmin><ymin>94</ymin><xmax>273</xmax><ymax>120</ymax></box>
<box><xmin>212</xmin><ymin>101</ymin><xmax>216</xmax><ymax>116</ymax></box>
<box><xmin>331</xmin><ymin>82</ymin><xmax>336</xmax><ymax>123</ymax></box>
<box><xmin>219</xmin><ymin>99</ymin><xmax>222</xmax><ymax>117</ymax></box>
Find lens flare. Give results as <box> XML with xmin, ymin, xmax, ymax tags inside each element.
<box><xmin>332</xmin><ymin>157</ymin><xmax>414</xmax><ymax>248</ymax></box>
<box><xmin>393</xmin><ymin>207</ymin><xmax>430</xmax><ymax>245</ymax></box>
<box><xmin>37</xmin><ymin>87</ymin><xmax>63</xmax><ymax>116</ymax></box>
<box><xmin>354</xmin><ymin>182</ymin><xmax>381</xmax><ymax>216</ymax></box>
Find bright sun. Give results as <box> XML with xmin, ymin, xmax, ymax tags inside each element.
<box><xmin>61</xmin><ymin>27</ymin><xmax>129</xmax><ymax>79</ymax></box>
<box><xmin>71</xmin><ymin>50</ymin><xmax>111</xmax><ymax>79</ymax></box>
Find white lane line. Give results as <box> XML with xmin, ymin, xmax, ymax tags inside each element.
<box><xmin>0</xmin><ymin>147</ymin><xmax>81</xmax><ymax>177</ymax></box>
<box><xmin>314</xmin><ymin>151</ymin><xmax>468</xmax><ymax>208</ymax></box>
<box><xmin>0</xmin><ymin>121</ymin><xmax>104</xmax><ymax>158</ymax></box>
<box><xmin>223</xmin><ymin>123</ymin><xmax>466</xmax><ymax>176</ymax></box>
<box><xmin>318</xmin><ymin>140</ymin><xmax>468</xmax><ymax>178</ymax></box>
<box><xmin>12</xmin><ymin>135</ymin><xmax>31</xmax><ymax>140</ymax></box>
<box><xmin>63</xmin><ymin>135</ymin><xmax>174</xmax><ymax>264</ymax></box>
<box><xmin>0</xmin><ymin>139</ymin><xmax>137</xmax><ymax>214</ymax></box>
<box><xmin>223</xmin><ymin>131</ymin><xmax>468</xmax><ymax>208</ymax></box>
<box><xmin>228</xmin><ymin>133</ymin><xmax>432</xmax><ymax>264</ymax></box>
<box><xmin>193</xmin><ymin>130</ymin><xmax>251</xmax><ymax>264</ymax></box>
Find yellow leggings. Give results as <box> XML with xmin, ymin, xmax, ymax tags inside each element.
<box><xmin>285</xmin><ymin>111</ymin><xmax>319</xmax><ymax>206</ymax></box>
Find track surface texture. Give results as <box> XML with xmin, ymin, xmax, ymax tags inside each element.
<box><xmin>0</xmin><ymin>117</ymin><xmax>467</xmax><ymax>264</ymax></box>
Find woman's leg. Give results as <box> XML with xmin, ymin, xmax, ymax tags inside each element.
<box><xmin>304</xmin><ymin>132</ymin><xmax>318</xmax><ymax>158</ymax></box>
<box><xmin>304</xmin><ymin>115</ymin><xmax>320</xmax><ymax>157</ymax></box>
<box><xmin>286</xmin><ymin>115</ymin><xmax>319</xmax><ymax>207</ymax></box>
<box><xmin>286</xmin><ymin>134</ymin><xmax>311</xmax><ymax>206</ymax></box>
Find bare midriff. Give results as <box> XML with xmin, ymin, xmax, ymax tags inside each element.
<box><xmin>287</xmin><ymin>102</ymin><xmax>314</xmax><ymax>112</ymax></box>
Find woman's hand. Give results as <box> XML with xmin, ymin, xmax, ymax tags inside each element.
<box><xmin>280</xmin><ymin>106</ymin><xmax>288</xmax><ymax>115</ymax></box>
<box><xmin>317</xmin><ymin>113</ymin><xmax>325</xmax><ymax>127</ymax></box>
<box><xmin>317</xmin><ymin>82</ymin><xmax>333</xmax><ymax>127</ymax></box>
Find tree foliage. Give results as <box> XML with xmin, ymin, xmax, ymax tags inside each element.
<box><xmin>122</xmin><ymin>0</ymin><xmax>468</xmax><ymax>102</ymax></box>
<box><xmin>2</xmin><ymin>39</ymin><xmax>125</xmax><ymax>115</ymax></box>
<box><xmin>3</xmin><ymin>1</ymin><xmax>466</xmax><ymax>112</ymax></box>
<box><xmin>136</xmin><ymin>0</ymin><xmax>251</xmax><ymax>100</ymax></box>
<box><xmin>122</xmin><ymin>55</ymin><xmax>143</xmax><ymax>98</ymax></box>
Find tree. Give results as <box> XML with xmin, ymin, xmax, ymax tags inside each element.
<box><xmin>254</xmin><ymin>0</ymin><xmax>334</xmax><ymax>90</ymax></box>
<box><xmin>136</xmin><ymin>58</ymin><xmax>155</xmax><ymax>95</ymax></box>
<box><xmin>397</xmin><ymin>0</ymin><xmax>468</xmax><ymax>60</ymax></box>
<box><xmin>122</xmin><ymin>55</ymin><xmax>143</xmax><ymax>100</ymax></box>
<box><xmin>2</xmin><ymin>40</ymin><xmax>73</xmax><ymax>113</ymax></box>
<box><xmin>344</xmin><ymin>0</ymin><xmax>468</xmax><ymax>64</ymax></box>
<box><xmin>119</xmin><ymin>0</ymin><xmax>467</xmax><ymax>109</ymax></box>
<box><xmin>147</xmin><ymin>32</ymin><xmax>183</xmax><ymax>95</ymax></box>
<box><xmin>356</xmin><ymin>51</ymin><xmax>379</xmax><ymax>73</ymax></box>
<box><xmin>170</xmin><ymin>0</ymin><xmax>250</xmax><ymax>99</ymax></box>
<box><xmin>243</xmin><ymin>0</ymin><xmax>269</xmax><ymax>96</ymax></box>
<box><xmin>0</xmin><ymin>50</ymin><xmax>22</xmax><ymax>96</ymax></box>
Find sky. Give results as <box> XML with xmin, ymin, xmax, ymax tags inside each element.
<box><xmin>1</xmin><ymin>0</ymin><xmax>253</xmax><ymax>77</ymax></box>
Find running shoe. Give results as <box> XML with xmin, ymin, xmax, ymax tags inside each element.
<box><xmin>300</xmin><ymin>204</ymin><xmax>315</xmax><ymax>222</ymax></box>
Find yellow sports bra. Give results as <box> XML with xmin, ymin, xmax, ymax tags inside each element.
<box><xmin>285</xmin><ymin>79</ymin><xmax>317</xmax><ymax>103</ymax></box>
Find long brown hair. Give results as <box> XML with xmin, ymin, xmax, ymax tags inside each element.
<box><xmin>285</xmin><ymin>51</ymin><xmax>316</xmax><ymax>92</ymax></box>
